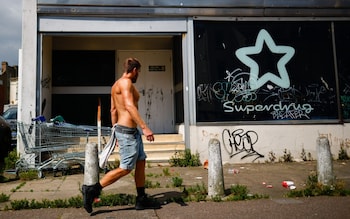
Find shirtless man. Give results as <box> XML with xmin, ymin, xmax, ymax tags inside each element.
<box><xmin>82</xmin><ymin>57</ymin><xmax>160</xmax><ymax>213</ymax></box>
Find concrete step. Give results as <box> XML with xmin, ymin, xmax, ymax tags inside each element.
<box><xmin>143</xmin><ymin>143</ymin><xmax>185</xmax><ymax>151</ymax></box>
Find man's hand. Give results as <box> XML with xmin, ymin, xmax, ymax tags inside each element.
<box><xmin>142</xmin><ymin>127</ymin><xmax>154</xmax><ymax>142</ymax></box>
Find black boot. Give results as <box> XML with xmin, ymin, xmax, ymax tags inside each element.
<box><xmin>135</xmin><ymin>194</ymin><xmax>161</xmax><ymax>210</ymax></box>
<box><xmin>82</xmin><ymin>183</ymin><xmax>102</xmax><ymax>213</ymax></box>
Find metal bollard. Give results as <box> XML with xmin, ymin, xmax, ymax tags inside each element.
<box><xmin>208</xmin><ymin>138</ymin><xmax>225</xmax><ymax>197</ymax></box>
<box><xmin>84</xmin><ymin>142</ymin><xmax>99</xmax><ymax>186</ymax></box>
<box><xmin>317</xmin><ymin>137</ymin><xmax>334</xmax><ymax>185</ymax></box>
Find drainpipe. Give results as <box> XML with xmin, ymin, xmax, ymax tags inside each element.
<box><xmin>183</xmin><ymin>18</ymin><xmax>195</xmax><ymax>149</ymax></box>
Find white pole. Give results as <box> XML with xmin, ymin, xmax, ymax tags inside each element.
<box><xmin>317</xmin><ymin>137</ymin><xmax>334</xmax><ymax>185</ymax></box>
<box><xmin>84</xmin><ymin>143</ymin><xmax>99</xmax><ymax>186</ymax></box>
<box><xmin>97</xmin><ymin>98</ymin><xmax>101</xmax><ymax>152</ymax></box>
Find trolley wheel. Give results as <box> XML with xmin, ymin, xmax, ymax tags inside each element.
<box><xmin>38</xmin><ymin>170</ymin><xmax>44</xmax><ymax>179</ymax></box>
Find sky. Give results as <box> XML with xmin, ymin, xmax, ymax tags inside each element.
<box><xmin>0</xmin><ymin>0</ymin><xmax>22</xmax><ymax>66</ymax></box>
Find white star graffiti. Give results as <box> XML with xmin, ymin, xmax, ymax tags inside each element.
<box><xmin>235</xmin><ymin>29</ymin><xmax>295</xmax><ymax>90</ymax></box>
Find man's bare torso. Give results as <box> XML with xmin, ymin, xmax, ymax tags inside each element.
<box><xmin>111</xmin><ymin>76</ymin><xmax>140</xmax><ymax>128</ymax></box>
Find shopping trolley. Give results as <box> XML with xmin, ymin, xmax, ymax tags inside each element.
<box><xmin>16</xmin><ymin>119</ymin><xmax>111</xmax><ymax>178</ymax></box>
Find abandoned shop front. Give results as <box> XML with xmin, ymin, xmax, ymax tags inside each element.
<box><xmin>19</xmin><ymin>1</ymin><xmax>350</xmax><ymax>164</ymax></box>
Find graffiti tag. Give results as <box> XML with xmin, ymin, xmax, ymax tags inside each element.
<box><xmin>222</xmin><ymin>128</ymin><xmax>264</xmax><ymax>161</ymax></box>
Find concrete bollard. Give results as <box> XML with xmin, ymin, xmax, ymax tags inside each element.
<box><xmin>317</xmin><ymin>137</ymin><xmax>334</xmax><ymax>185</ymax></box>
<box><xmin>84</xmin><ymin>142</ymin><xmax>99</xmax><ymax>186</ymax></box>
<box><xmin>208</xmin><ymin>138</ymin><xmax>225</xmax><ymax>197</ymax></box>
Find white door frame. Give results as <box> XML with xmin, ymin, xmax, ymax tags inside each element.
<box><xmin>21</xmin><ymin>17</ymin><xmax>193</xmax><ymax>154</ymax></box>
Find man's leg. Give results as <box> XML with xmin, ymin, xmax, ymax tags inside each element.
<box><xmin>100</xmin><ymin>168</ymin><xmax>131</xmax><ymax>187</ymax></box>
<box><xmin>135</xmin><ymin>160</ymin><xmax>146</xmax><ymax>198</ymax></box>
<box><xmin>134</xmin><ymin>160</ymin><xmax>146</xmax><ymax>188</ymax></box>
<box><xmin>134</xmin><ymin>160</ymin><xmax>161</xmax><ymax>210</ymax></box>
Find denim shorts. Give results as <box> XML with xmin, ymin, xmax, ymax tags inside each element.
<box><xmin>115</xmin><ymin>124</ymin><xmax>147</xmax><ymax>170</ymax></box>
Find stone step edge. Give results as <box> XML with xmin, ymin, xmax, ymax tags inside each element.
<box><xmin>143</xmin><ymin>141</ymin><xmax>185</xmax><ymax>145</ymax></box>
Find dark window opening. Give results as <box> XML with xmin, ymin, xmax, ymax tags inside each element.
<box><xmin>194</xmin><ymin>21</ymin><xmax>338</xmax><ymax>122</ymax></box>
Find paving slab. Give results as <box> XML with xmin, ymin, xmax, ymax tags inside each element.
<box><xmin>0</xmin><ymin>160</ymin><xmax>349</xmax><ymax>218</ymax></box>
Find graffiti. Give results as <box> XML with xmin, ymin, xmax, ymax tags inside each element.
<box><xmin>305</xmin><ymin>83</ymin><xmax>330</xmax><ymax>103</ymax></box>
<box><xmin>197</xmin><ymin>69</ymin><xmax>257</xmax><ymax>103</ymax></box>
<box><xmin>222</xmin><ymin>128</ymin><xmax>264</xmax><ymax>161</ymax></box>
<box><xmin>145</xmin><ymin>88</ymin><xmax>153</xmax><ymax>123</ymax></box>
<box><xmin>343</xmin><ymin>83</ymin><xmax>350</xmax><ymax>95</ymax></box>
<box><xmin>261</xmin><ymin>86</ymin><xmax>302</xmax><ymax>103</ymax></box>
<box><xmin>197</xmin><ymin>84</ymin><xmax>213</xmax><ymax>102</ymax></box>
<box><xmin>271</xmin><ymin>108</ymin><xmax>310</xmax><ymax>119</ymax></box>
<box><xmin>144</xmin><ymin>87</ymin><xmax>165</xmax><ymax>124</ymax></box>
<box><xmin>198</xmin><ymin>67</ymin><xmax>316</xmax><ymax>119</ymax></box>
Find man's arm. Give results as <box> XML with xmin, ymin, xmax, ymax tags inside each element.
<box><xmin>110</xmin><ymin>95</ymin><xmax>118</xmax><ymax>125</ymax></box>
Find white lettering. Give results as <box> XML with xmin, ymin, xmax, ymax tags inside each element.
<box><xmin>222</xmin><ymin>101</ymin><xmax>314</xmax><ymax>117</ymax></box>
<box><xmin>223</xmin><ymin>101</ymin><xmax>234</xmax><ymax>112</ymax></box>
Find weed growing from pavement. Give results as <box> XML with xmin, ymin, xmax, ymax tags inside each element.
<box><xmin>5</xmin><ymin>193</ymin><xmax>135</xmax><ymax>210</ymax></box>
<box><xmin>338</xmin><ymin>144</ymin><xmax>349</xmax><ymax>160</ymax></box>
<box><xmin>162</xmin><ymin>167</ymin><xmax>171</xmax><ymax>176</ymax></box>
<box><xmin>280</xmin><ymin>149</ymin><xmax>294</xmax><ymax>162</ymax></box>
<box><xmin>171</xmin><ymin>176</ymin><xmax>183</xmax><ymax>187</ymax></box>
<box><xmin>144</xmin><ymin>179</ymin><xmax>161</xmax><ymax>188</ymax></box>
<box><xmin>211</xmin><ymin>195</ymin><xmax>223</xmax><ymax>202</ymax></box>
<box><xmin>8</xmin><ymin>196</ymin><xmax>84</xmax><ymax>210</ymax></box>
<box><xmin>183</xmin><ymin>183</ymin><xmax>208</xmax><ymax>202</ymax></box>
<box><xmin>287</xmin><ymin>172</ymin><xmax>350</xmax><ymax>197</ymax></box>
<box><xmin>226</xmin><ymin>184</ymin><xmax>269</xmax><ymax>201</ymax></box>
<box><xmin>300</xmin><ymin>147</ymin><xmax>313</xmax><ymax>161</ymax></box>
<box><xmin>146</xmin><ymin>172</ymin><xmax>155</xmax><ymax>177</ymax></box>
<box><xmin>10</xmin><ymin>182</ymin><xmax>26</xmax><ymax>193</ymax></box>
<box><xmin>266</xmin><ymin>149</ymin><xmax>295</xmax><ymax>163</ymax></box>
<box><xmin>144</xmin><ymin>167</ymin><xmax>181</xmax><ymax>189</ymax></box>
<box><xmin>228</xmin><ymin>184</ymin><xmax>249</xmax><ymax>200</ymax></box>
<box><xmin>267</xmin><ymin>151</ymin><xmax>277</xmax><ymax>163</ymax></box>
<box><xmin>169</xmin><ymin>149</ymin><xmax>201</xmax><ymax>167</ymax></box>
<box><xmin>94</xmin><ymin>193</ymin><xmax>135</xmax><ymax>207</ymax></box>
<box><xmin>4</xmin><ymin>149</ymin><xmax>19</xmax><ymax>170</ymax></box>
<box><xmin>0</xmin><ymin>193</ymin><xmax>10</xmax><ymax>202</ymax></box>
<box><xmin>18</xmin><ymin>170</ymin><xmax>38</xmax><ymax>181</ymax></box>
